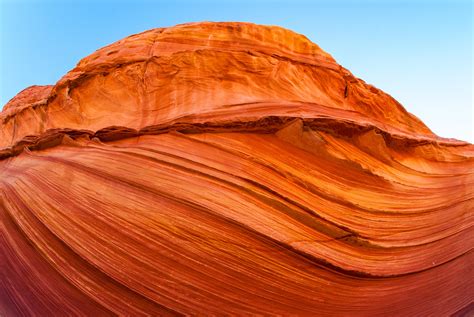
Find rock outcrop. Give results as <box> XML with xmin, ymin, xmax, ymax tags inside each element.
<box><xmin>1</xmin><ymin>22</ymin><xmax>473</xmax><ymax>316</ymax></box>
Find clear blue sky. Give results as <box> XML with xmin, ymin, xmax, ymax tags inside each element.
<box><xmin>1</xmin><ymin>0</ymin><xmax>472</xmax><ymax>142</ymax></box>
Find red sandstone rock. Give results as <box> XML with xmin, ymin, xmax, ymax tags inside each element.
<box><xmin>1</xmin><ymin>22</ymin><xmax>473</xmax><ymax>316</ymax></box>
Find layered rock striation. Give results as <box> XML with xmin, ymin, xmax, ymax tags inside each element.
<box><xmin>1</xmin><ymin>22</ymin><xmax>473</xmax><ymax>316</ymax></box>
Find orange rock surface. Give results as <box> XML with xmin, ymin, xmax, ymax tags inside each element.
<box><xmin>1</xmin><ymin>22</ymin><xmax>473</xmax><ymax>316</ymax></box>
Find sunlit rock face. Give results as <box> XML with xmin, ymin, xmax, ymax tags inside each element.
<box><xmin>1</xmin><ymin>22</ymin><xmax>473</xmax><ymax>316</ymax></box>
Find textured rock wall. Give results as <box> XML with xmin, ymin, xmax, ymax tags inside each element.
<box><xmin>1</xmin><ymin>22</ymin><xmax>473</xmax><ymax>316</ymax></box>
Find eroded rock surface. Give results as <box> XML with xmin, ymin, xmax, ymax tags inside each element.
<box><xmin>1</xmin><ymin>22</ymin><xmax>473</xmax><ymax>316</ymax></box>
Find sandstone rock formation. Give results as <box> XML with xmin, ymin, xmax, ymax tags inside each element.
<box><xmin>1</xmin><ymin>22</ymin><xmax>473</xmax><ymax>316</ymax></box>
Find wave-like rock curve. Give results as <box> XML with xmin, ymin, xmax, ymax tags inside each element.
<box><xmin>1</xmin><ymin>22</ymin><xmax>473</xmax><ymax>316</ymax></box>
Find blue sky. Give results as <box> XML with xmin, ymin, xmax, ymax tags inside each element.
<box><xmin>1</xmin><ymin>0</ymin><xmax>472</xmax><ymax>141</ymax></box>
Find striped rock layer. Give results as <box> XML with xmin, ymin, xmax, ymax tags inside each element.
<box><xmin>1</xmin><ymin>22</ymin><xmax>473</xmax><ymax>316</ymax></box>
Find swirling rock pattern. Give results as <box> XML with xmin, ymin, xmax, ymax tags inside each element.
<box><xmin>1</xmin><ymin>22</ymin><xmax>473</xmax><ymax>316</ymax></box>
